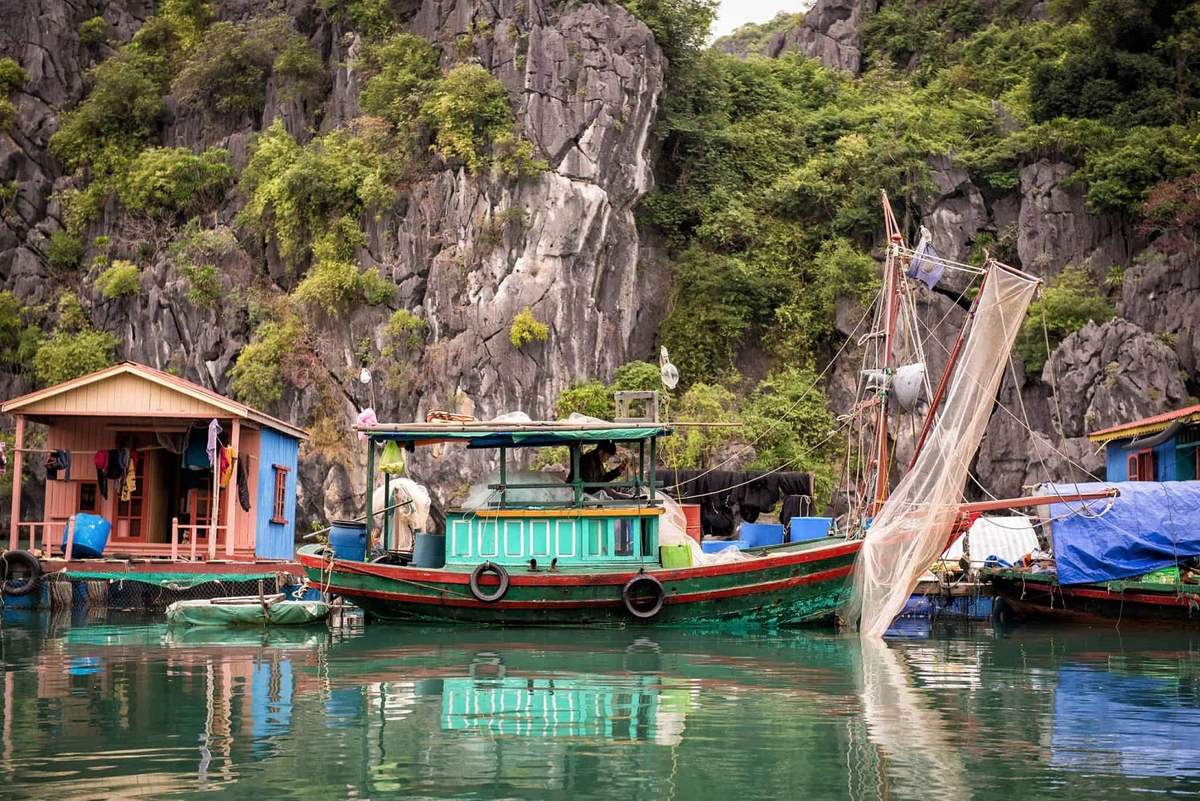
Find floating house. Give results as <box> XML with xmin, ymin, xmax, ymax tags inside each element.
<box><xmin>1088</xmin><ymin>404</ymin><xmax>1200</xmax><ymax>482</ymax></box>
<box><xmin>2</xmin><ymin>361</ymin><xmax>307</xmax><ymax>562</ymax></box>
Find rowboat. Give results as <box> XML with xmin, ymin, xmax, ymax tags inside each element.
<box><xmin>165</xmin><ymin>594</ymin><xmax>331</xmax><ymax>626</ymax></box>
<box><xmin>298</xmin><ymin>421</ymin><xmax>860</xmax><ymax>627</ymax></box>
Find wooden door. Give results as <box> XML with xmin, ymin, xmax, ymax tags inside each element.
<box><xmin>115</xmin><ymin>457</ymin><xmax>147</xmax><ymax>539</ymax></box>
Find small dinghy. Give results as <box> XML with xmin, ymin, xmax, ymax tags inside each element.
<box><xmin>166</xmin><ymin>593</ymin><xmax>331</xmax><ymax>627</ymax></box>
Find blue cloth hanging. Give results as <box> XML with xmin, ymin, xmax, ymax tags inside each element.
<box><xmin>906</xmin><ymin>239</ymin><xmax>946</xmax><ymax>289</ymax></box>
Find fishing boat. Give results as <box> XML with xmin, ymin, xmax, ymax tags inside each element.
<box><xmin>987</xmin><ymin>481</ymin><xmax>1200</xmax><ymax>627</ymax></box>
<box><xmin>298</xmin><ymin>193</ymin><xmax>1103</xmax><ymax>630</ymax></box>
<box><xmin>298</xmin><ymin>421</ymin><xmax>861</xmax><ymax>626</ymax></box>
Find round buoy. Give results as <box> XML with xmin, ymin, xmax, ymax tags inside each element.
<box><xmin>621</xmin><ymin>574</ymin><xmax>665</xmax><ymax>619</ymax></box>
<box><xmin>469</xmin><ymin>562</ymin><xmax>510</xmax><ymax>603</ymax></box>
<box><xmin>1</xmin><ymin>550</ymin><xmax>42</xmax><ymax>597</ymax></box>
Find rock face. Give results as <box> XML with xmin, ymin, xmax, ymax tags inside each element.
<box><xmin>767</xmin><ymin>0</ymin><xmax>877</xmax><ymax>73</ymax></box>
<box><xmin>0</xmin><ymin>0</ymin><xmax>666</xmax><ymax>525</ymax></box>
<box><xmin>1119</xmin><ymin>250</ymin><xmax>1200</xmax><ymax>375</ymax></box>
<box><xmin>1044</xmin><ymin>319</ymin><xmax>1189</xmax><ymax>439</ymax></box>
<box><xmin>1016</xmin><ymin>160</ymin><xmax>1136</xmax><ymax>274</ymax></box>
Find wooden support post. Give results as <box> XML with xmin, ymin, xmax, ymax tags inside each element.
<box><xmin>383</xmin><ymin>471</ymin><xmax>392</xmax><ymax>552</ymax></box>
<box><xmin>498</xmin><ymin>447</ymin><xmax>507</xmax><ymax>509</ymax></box>
<box><xmin>64</xmin><ymin>514</ymin><xmax>77</xmax><ymax>561</ymax></box>
<box><xmin>209</xmin><ymin>451</ymin><xmax>219</xmax><ymax>562</ymax></box>
<box><xmin>190</xmin><ymin>523</ymin><xmax>198</xmax><ymax>561</ymax></box>
<box><xmin>364</xmin><ymin>436</ymin><xmax>375</xmax><ymax>559</ymax></box>
<box><xmin>171</xmin><ymin>517</ymin><xmax>180</xmax><ymax>561</ymax></box>
<box><xmin>648</xmin><ymin>436</ymin><xmax>657</xmax><ymax>504</ymax></box>
<box><xmin>570</xmin><ymin>445</ymin><xmax>582</xmax><ymax>508</ymax></box>
<box><xmin>224</xmin><ymin>419</ymin><xmax>240</xmax><ymax>558</ymax></box>
<box><xmin>9</xmin><ymin>415</ymin><xmax>23</xmax><ymax>551</ymax></box>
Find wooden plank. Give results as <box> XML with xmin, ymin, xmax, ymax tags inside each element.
<box><xmin>9</xmin><ymin>415</ymin><xmax>23</xmax><ymax>550</ymax></box>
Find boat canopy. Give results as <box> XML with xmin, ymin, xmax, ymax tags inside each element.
<box><xmin>1044</xmin><ymin>481</ymin><xmax>1200</xmax><ymax>585</ymax></box>
<box><xmin>356</xmin><ymin>422</ymin><xmax>671</xmax><ymax>449</ymax></box>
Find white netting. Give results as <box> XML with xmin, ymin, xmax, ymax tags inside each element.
<box><xmin>847</xmin><ymin>266</ymin><xmax>1038</xmax><ymax>637</ymax></box>
<box><xmin>658</xmin><ymin>494</ymin><xmax>749</xmax><ymax>566</ymax></box>
<box><xmin>372</xmin><ymin>477</ymin><xmax>432</xmax><ymax>551</ymax></box>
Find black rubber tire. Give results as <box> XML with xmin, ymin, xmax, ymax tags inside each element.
<box><xmin>622</xmin><ymin>574</ymin><xmax>665</xmax><ymax>620</ymax></box>
<box><xmin>992</xmin><ymin>595</ymin><xmax>1013</xmax><ymax>628</ymax></box>
<box><xmin>1</xmin><ymin>550</ymin><xmax>42</xmax><ymax>597</ymax></box>
<box><xmin>469</xmin><ymin>562</ymin><xmax>510</xmax><ymax>603</ymax></box>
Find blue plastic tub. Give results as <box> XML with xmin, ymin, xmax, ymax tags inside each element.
<box><xmin>62</xmin><ymin>513</ymin><xmax>111</xmax><ymax>558</ymax></box>
<box><xmin>789</xmin><ymin>516</ymin><xmax>833</xmax><ymax>543</ymax></box>
<box><xmin>412</xmin><ymin>533</ymin><xmax>446</xmax><ymax>568</ymax></box>
<box><xmin>701</xmin><ymin>538</ymin><xmax>749</xmax><ymax>554</ymax></box>
<box><xmin>328</xmin><ymin>520</ymin><xmax>367</xmax><ymax>562</ymax></box>
<box><xmin>739</xmin><ymin>522</ymin><xmax>785</xmax><ymax>548</ymax></box>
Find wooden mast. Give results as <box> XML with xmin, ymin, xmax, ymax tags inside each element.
<box><xmin>873</xmin><ymin>192</ymin><xmax>904</xmax><ymax>512</ymax></box>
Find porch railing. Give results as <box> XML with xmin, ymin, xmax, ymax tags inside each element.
<box><xmin>12</xmin><ymin>520</ymin><xmax>70</xmax><ymax>557</ymax></box>
<box><xmin>10</xmin><ymin>518</ymin><xmax>234</xmax><ymax>562</ymax></box>
<box><xmin>170</xmin><ymin>518</ymin><xmax>230</xmax><ymax>561</ymax></box>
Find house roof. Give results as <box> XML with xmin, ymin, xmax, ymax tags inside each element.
<box><xmin>1087</xmin><ymin>403</ymin><xmax>1200</xmax><ymax>444</ymax></box>
<box><xmin>0</xmin><ymin>361</ymin><xmax>307</xmax><ymax>440</ymax></box>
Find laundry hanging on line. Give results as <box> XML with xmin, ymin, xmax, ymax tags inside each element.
<box><xmin>45</xmin><ymin>449</ymin><xmax>71</xmax><ymax>480</ymax></box>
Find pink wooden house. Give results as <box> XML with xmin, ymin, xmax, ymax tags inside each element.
<box><xmin>2</xmin><ymin>362</ymin><xmax>307</xmax><ymax>562</ymax></box>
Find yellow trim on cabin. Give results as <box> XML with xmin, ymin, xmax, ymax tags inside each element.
<box><xmin>1087</xmin><ymin>411</ymin><xmax>1200</xmax><ymax>444</ymax></box>
<box><xmin>450</xmin><ymin>507</ymin><xmax>666</xmax><ymax>519</ymax></box>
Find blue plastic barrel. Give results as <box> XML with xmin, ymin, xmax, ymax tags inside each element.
<box><xmin>739</xmin><ymin>522</ymin><xmax>785</xmax><ymax>548</ymax></box>
<box><xmin>328</xmin><ymin>520</ymin><xmax>367</xmax><ymax>562</ymax></box>
<box><xmin>789</xmin><ymin>516</ymin><xmax>833</xmax><ymax>542</ymax></box>
<box><xmin>412</xmin><ymin>533</ymin><xmax>446</xmax><ymax>568</ymax></box>
<box><xmin>62</xmin><ymin>513</ymin><xmax>111</xmax><ymax>558</ymax></box>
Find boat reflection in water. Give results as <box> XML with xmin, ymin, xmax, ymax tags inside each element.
<box><xmin>2</xmin><ymin>616</ymin><xmax>1200</xmax><ymax>800</ymax></box>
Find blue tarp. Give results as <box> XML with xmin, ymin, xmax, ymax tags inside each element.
<box><xmin>1044</xmin><ymin>481</ymin><xmax>1200</xmax><ymax>585</ymax></box>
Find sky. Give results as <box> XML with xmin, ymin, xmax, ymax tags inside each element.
<box><xmin>711</xmin><ymin>1</ymin><xmax>810</xmax><ymax>40</ymax></box>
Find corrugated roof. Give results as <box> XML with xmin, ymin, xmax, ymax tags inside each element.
<box><xmin>1</xmin><ymin>361</ymin><xmax>307</xmax><ymax>440</ymax></box>
<box><xmin>1087</xmin><ymin>403</ymin><xmax>1200</xmax><ymax>443</ymax></box>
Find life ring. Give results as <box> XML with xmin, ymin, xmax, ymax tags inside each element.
<box><xmin>1</xmin><ymin>550</ymin><xmax>42</xmax><ymax>597</ymax></box>
<box><xmin>469</xmin><ymin>562</ymin><xmax>510</xmax><ymax>603</ymax></box>
<box><xmin>621</xmin><ymin>573</ymin><xmax>665</xmax><ymax>619</ymax></box>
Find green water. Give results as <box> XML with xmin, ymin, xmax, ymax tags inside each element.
<box><xmin>1</xmin><ymin>612</ymin><xmax>1198</xmax><ymax>800</ymax></box>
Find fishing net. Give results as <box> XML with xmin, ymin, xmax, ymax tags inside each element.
<box><xmin>847</xmin><ymin>266</ymin><xmax>1038</xmax><ymax>637</ymax></box>
<box><xmin>56</xmin><ymin>573</ymin><xmax>301</xmax><ymax>611</ymax></box>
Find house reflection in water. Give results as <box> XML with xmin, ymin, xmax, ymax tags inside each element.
<box><xmin>0</xmin><ymin>622</ymin><xmax>314</xmax><ymax>796</ymax></box>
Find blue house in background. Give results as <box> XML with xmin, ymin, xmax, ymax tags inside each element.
<box><xmin>1089</xmin><ymin>404</ymin><xmax>1200</xmax><ymax>482</ymax></box>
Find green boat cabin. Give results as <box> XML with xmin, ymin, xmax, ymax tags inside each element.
<box><xmin>361</xmin><ymin>421</ymin><xmax>671</xmax><ymax>570</ymax></box>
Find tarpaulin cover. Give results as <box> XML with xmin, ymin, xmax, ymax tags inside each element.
<box><xmin>1044</xmin><ymin>481</ymin><xmax>1200</xmax><ymax>585</ymax></box>
<box><xmin>166</xmin><ymin>599</ymin><xmax>330</xmax><ymax>626</ymax></box>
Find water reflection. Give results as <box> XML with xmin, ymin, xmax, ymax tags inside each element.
<box><xmin>0</xmin><ymin>613</ymin><xmax>1198</xmax><ymax>800</ymax></box>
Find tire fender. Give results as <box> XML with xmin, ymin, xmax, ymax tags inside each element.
<box><xmin>469</xmin><ymin>562</ymin><xmax>510</xmax><ymax>603</ymax></box>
